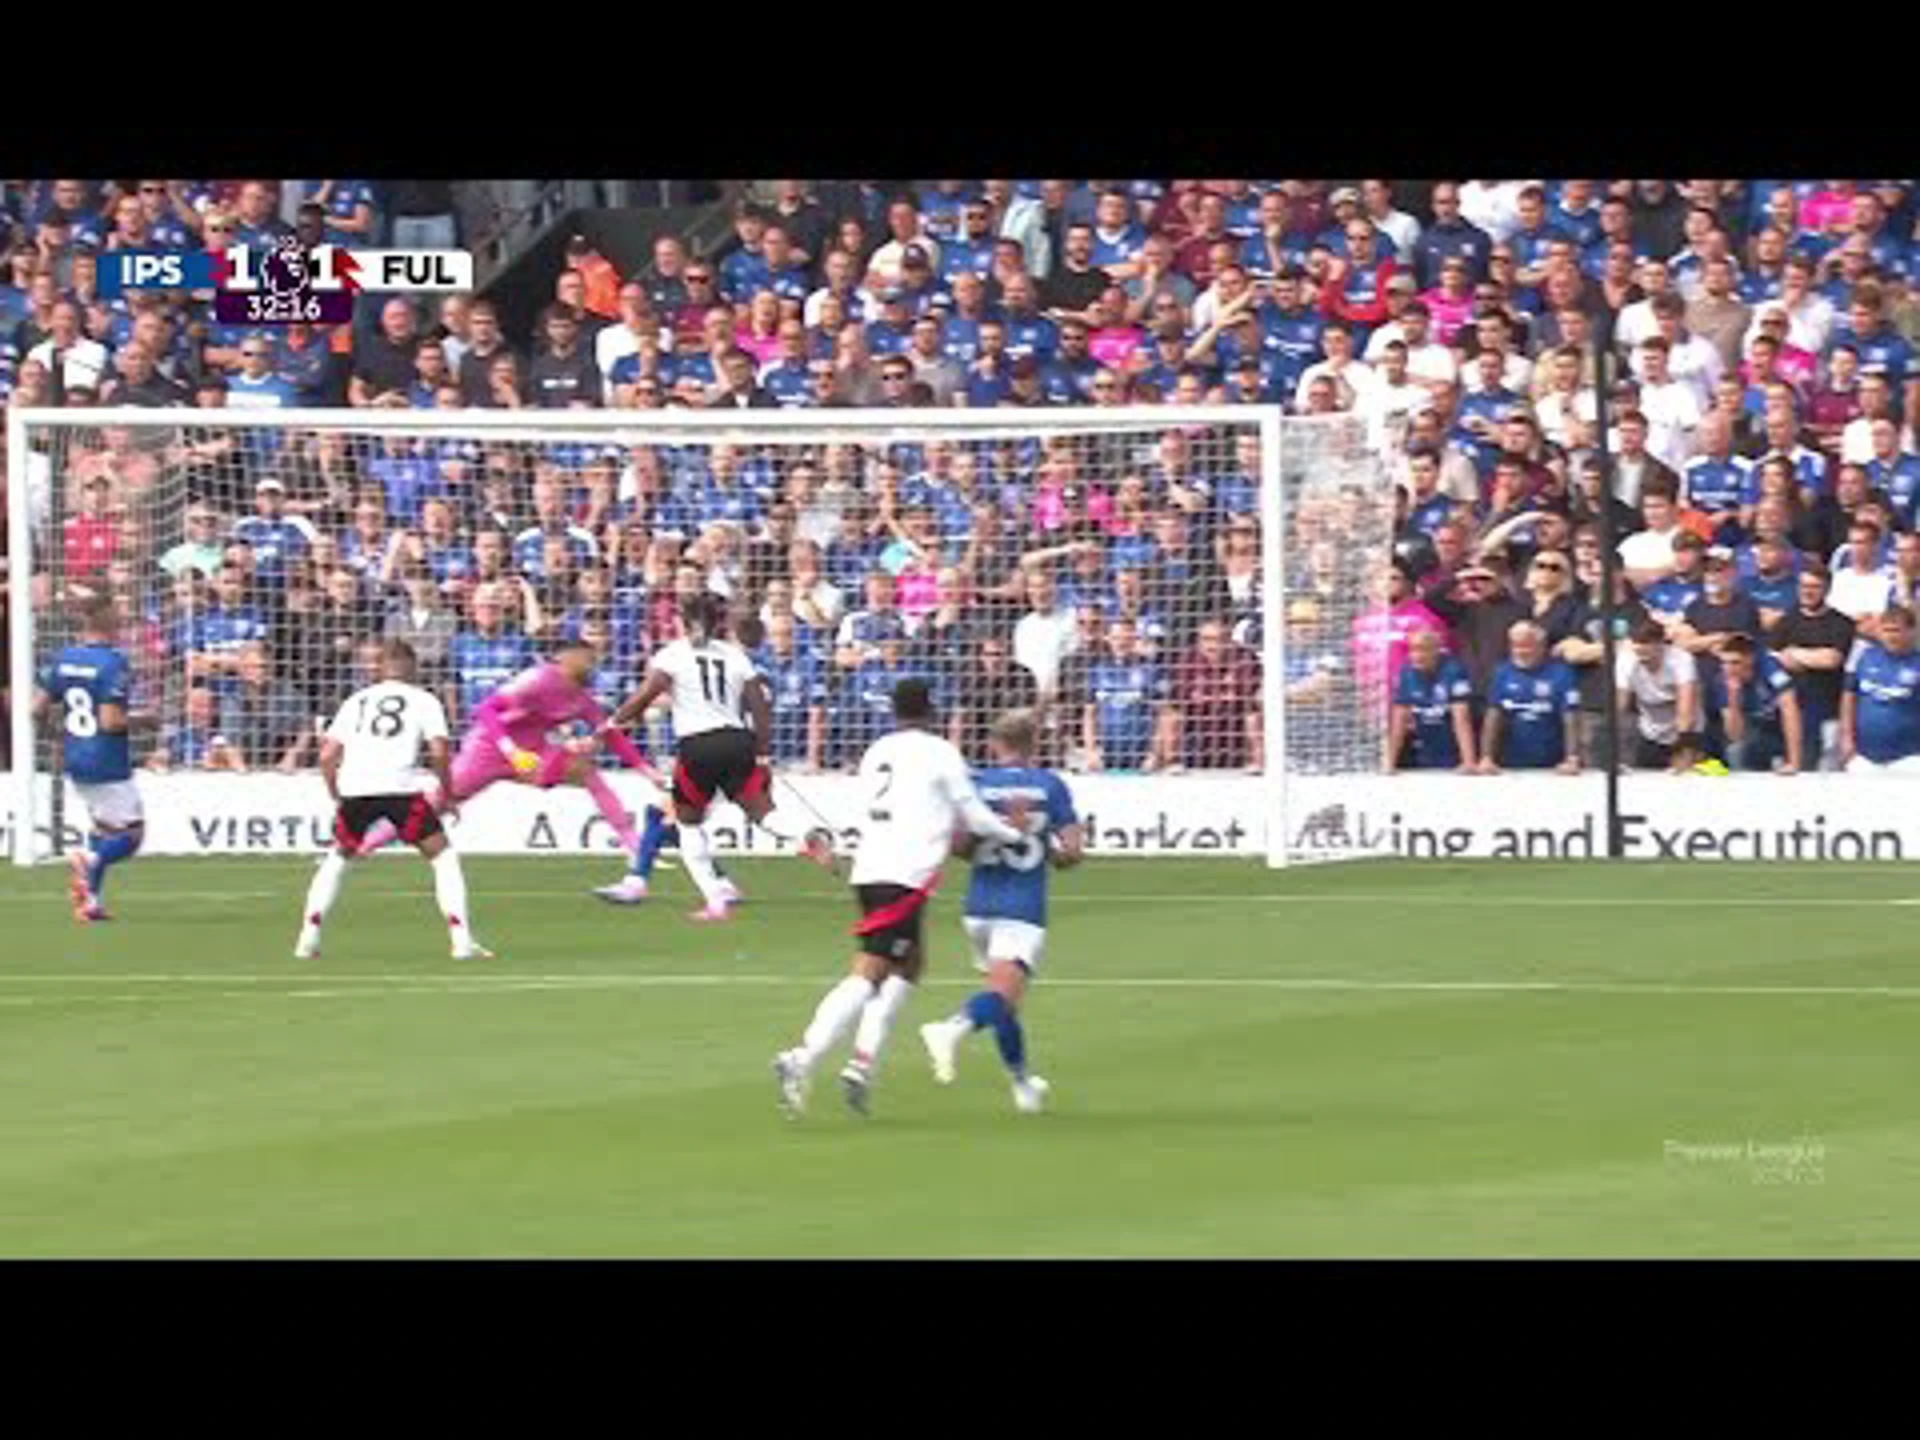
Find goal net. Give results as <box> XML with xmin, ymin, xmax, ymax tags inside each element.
<box><xmin>5</xmin><ymin>406</ymin><xmax>1392</xmax><ymax>867</ymax></box>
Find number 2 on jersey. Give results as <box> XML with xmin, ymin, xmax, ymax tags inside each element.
<box><xmin>868</xmin><ymin>761</ymin><xmax>895</xmax><ymax>822</ymax></box>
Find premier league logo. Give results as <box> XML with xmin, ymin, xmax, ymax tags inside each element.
<box><xmin>262</xmin><ymin>238</ymin><xmax>310</xmax><ymax>297</ymax></box>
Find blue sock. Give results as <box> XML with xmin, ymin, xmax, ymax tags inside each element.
<box><xmin>88</xmin><ymin>829</ymin><xmax>141</xmax><ymax>899</ymax></box>
<box><xmin>963</xmin><ymin>990</ymin><xmax>1025</xmax><ymax>1080</ymax></box>
<box><xmin>631</xmin><ymin>807</ymin><xmax>674</xmax><ymax>879</ymax></box>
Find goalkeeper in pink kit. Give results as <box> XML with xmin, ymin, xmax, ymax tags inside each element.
<box><xmin>355</xmin><ymin>641</ymin><xmax>650</xmax><ymax>855</ymax></box>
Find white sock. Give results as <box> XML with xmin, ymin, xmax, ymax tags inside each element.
<box><xmin>679</xmin><ymin>822</ymin><xmax>727</xmax><ymax>908</ymax></box>
<box><xmin>849</xmin><ymin>974</ymin><xmax>915</xmax><ymax>1073</ymax></box>
<box><xmin>795</xmin><ymin>974</ymin><xmax>876</xmax><ymax>1071</ymax></box>
<box><xmin>300</xmin><ymin>852</ymin><xmax>349</xmax><ymax>936</ymax></box>
<box><xmin>431</xmin><ymin>849</ymin><xmax>472</xmax><ymax>947</ymax></box>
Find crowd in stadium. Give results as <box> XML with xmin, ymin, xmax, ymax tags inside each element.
<box><xmin>4</xmin><ymin>178</ymin><xmax>1920</xmax><ymax>777</ymax></box>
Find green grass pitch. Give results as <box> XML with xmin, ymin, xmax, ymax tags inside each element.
<box><xmin>1</xmin><ymin>854</ymin><xmax>1915</xmax><ymax>1257</ymax></box>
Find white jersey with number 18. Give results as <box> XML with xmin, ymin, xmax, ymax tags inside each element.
<box><xmin>650</xmin><ymin>637</ymin><xmax>755</xmax><ymax>739</ymax></box>
<box><xmin>325</xmin><ymin>680</ymin><xmax>449</xmax><ymax>797</ymax></box>
<box><xmin>848</xmin><ymin>726</ymin><xmax>1025</xmax><ymax>891</ymax></box>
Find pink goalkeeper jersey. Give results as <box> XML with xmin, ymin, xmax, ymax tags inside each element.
<box><xmin>470</xmin><ymin>662</ymin><xmax>605</xmax><ymax>749</ymax></box>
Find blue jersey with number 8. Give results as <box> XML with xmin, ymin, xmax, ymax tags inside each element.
<box><xmin>964</xmin><ymin>766</ymin><xmax>1078</xmax><ymax>928</ymax></box>
<box><xmin>39</xmin><ymin>644</ymin><xmax>132</xmax><ymax>784</ymax></box>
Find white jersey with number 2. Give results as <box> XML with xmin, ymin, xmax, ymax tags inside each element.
<box><xmin>326</xmin><ymin>680</ymin><xmax>450</xmax><ymax>797</ymax></box>
<box><xmin>650</xmin><ymin>637</ymin><xmax>755</xmax><ymax>739</ymax></box>
<box><xmin>849</xmin><ymin>726</ymin><xmax>1024</xmax><ymax>891</ymax></box>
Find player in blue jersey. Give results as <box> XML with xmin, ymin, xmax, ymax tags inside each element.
<box><xmin>33</xmin><ymin>598</ymin><xmax>142</xmax><ymax>923</ymax></box>
<box><xmin>918</xmin><ymin>709</ymin><xmax>1083</xmax><ymax>1114</ymax></box>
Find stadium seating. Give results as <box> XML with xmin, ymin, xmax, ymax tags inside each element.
<box><xmin>5</xmin><ymin>179</ymin><xmax>1918</xmax><ymax>777</ymax></box>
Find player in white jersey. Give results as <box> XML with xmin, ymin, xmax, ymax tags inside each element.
<box><xmin>772</xmin><ymin>677</ymin><xmax>1028</xmax><ymax>1118</ymax></box>
<box><xmin>294</xmin><ymin>639</ymin><xmax>492</xmax><ymax>961</ymax></box>
<box><xmin>604</xmin><ymin>595</ymin><xmax>832</xmax><ymax>920</ymax></box>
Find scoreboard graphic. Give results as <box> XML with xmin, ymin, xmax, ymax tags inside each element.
<box><xmin>98</xmin><ymin>242</ymin><xmax>473</xmax><ymax>325</ymax></box>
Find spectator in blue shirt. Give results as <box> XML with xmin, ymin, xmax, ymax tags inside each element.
<box><xmin>303</xmin><ymin>179</ymin><xmax>376</xmax><ymax>248</ymax></box>
<box><xmin>231</xmin><ymin>181</ymin><xmax>289</xmax><ymax>251</ymax></box>
<box><xmin>513</xmin><ymin>471</ymin><xmax>600</xmax><ymax>578</ymax></box>
<box><xmin>132</xmin><ymin>180</ymin><xmax>194</xmax><ymax>249</ymax></box>
<box><xmin>1710</xmin><ymin>634</ymin><xmax>1804</xmax><ymax>773</ymax></box>
<box><xmin>756</xmin><ymin>225</ymin><xmax>811</xmax><ymax>311</ymax></box>
<box><xmin>1842</xmin><ymin>604</ymin><xmax>1920</xmax><ymax>772</ymax></box>
<box><xmin>718</xmin><ymin>203</ymin><xmax>769</xmax><ymax>305</ymax></box>
<box><xmin>1833</xmin><ymin>283</ymin><xmax>1916</xmax><ymax>418</ymax></box>
<box><xmin>1081</xmin><ymin>618</ymin><xmax>1173</xmax><ymax>772</ymax></box>
<box><xmin>752</xmin><ymin>610</ymin><xmax>829</xmax><ymax>768</ymax></box>
<box><xmin>846</xmin><ymin>636</ymin><xmax>934</xmax><ymax>755</ymax></box>
<box><xmin>1089</xmin><ymin>189</ymin><xmax>1147</xmax><ymax>275</ymax></box>
<box><xmin>1864</xmin><ymin>416</ymin><xmax>1920</xmax><ymax>526</ymax></box>
<box><xmin>1414</xmin><ymin>181</ymin><xmax>1493</xmax><ymax>288</ymax></box>
<box><xmin>185</xmin><ymin>562</ymin><xmax>270</xmax><ymax>700</ymax></box>
<box><xmin>151</xmin><ymin>681</ymin><xmax>230</xmax><ymax>772</ymax></box>
<box><xmin>1479</xmin><ymin>619</ymin><xmax>1581</xmax><ymax>772</ymax></box>
<box><xmin>939</xmin><ymin>197</ymin><xmax>997</xmax><ymax>284</ymax></box>
<box><xmin>1391</xmin><ymin>627</ymin><xmax>1477</xmax><ymax>770</ymax></box>
<box><xmin>1040</xmin><ymin>318</ymin><xmax>1097</xmax><ymax>403</ymax></box>
<box><xmin>835</xmin><ymin>570</ymin><xmax>907</xmax><ymax>672</ymax></box>
<box><xmin>997</xmin><ymin>272</ymin><xmax>1058</xmax><ymax>363</ymax></box>
<box><xmin>447</xmin><ymin>581</ymin><xmax>533</xmax><ymax>722</ymax></box>
<box><xmin>231</xmin><ymin>477</ymin><xmax>314</xmax><ymax>586</ymax></box>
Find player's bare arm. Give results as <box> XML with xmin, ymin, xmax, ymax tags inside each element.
<box><xmin>956</xmin><ymin>776</ymin><xmax>1028</xmax><ymax>843</ymax></box>
<box><xmin>1478</xmin><ymin>708</ymin><xmax>1506</xmax><ymax>774</ymax></box>
<box><xmin>1558</xmin><ymin>713</ymin><xmax>1582</xmax><ymax>775</ymax></box>
<box><xmin>807</xmin><ymin>705</ymin><xmax>826</xmax><ymax>772</ymax></box>
<box><xmin>744</xmin><ymin>674</ymin><xmax>774</xmax><ymax>758</ymax></box>
<box><xmin>1779</xmin><ymin>690</ymin><xmax>1804</xmax><ymax>774</ymax></box>
<box><xmin>610</xmin><ymin>668</ymin><xmax>672</xmax><ymax>732</ymax></box>
<box><xmin>1451</xmin><ymin>700</ymin><xmax>1478</xmax><ymax>772</ymax></box>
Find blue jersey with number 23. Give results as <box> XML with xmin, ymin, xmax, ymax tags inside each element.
<box><xmin>965</xmin><ymin>766</ymin><xmax>1078</xmax><ymax>928</ymax></box>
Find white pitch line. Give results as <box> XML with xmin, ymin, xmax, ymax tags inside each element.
<box><xmin>0</xmin><ymin>890</ymin><xmax>1912</xmax><ymax>909</ymax></box>
<box><xmin>0</xmin><ymin>974</ymin><xmax>1916</xmax><ymax>1000</ymax></box>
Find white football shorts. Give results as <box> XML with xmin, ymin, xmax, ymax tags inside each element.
<box><xmin>962</xmin><ymin>916</ymin><xmax>1047</xmax><ymax>974</ymax></box>
<box><xmin>75</xmin><ymin>779</ymin><xmax>144</xmax><ymax>830</ymax></box>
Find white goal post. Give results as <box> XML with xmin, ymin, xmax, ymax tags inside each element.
<box><xmin>6</xmin><ymin>404</ymin><xmax>1393</xmax><ymax>868</ymax></box>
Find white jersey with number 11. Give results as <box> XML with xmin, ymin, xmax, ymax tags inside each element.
<box><xmin>649</xmin><ymin>637</ymin><xmax>755</xmax><ymax>739</ymax></box>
